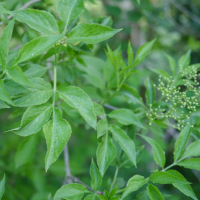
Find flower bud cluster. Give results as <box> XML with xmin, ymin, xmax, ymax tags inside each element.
<box><xmin>146</xmin><ymin>66</ymin><xmax>200</xmax><ymax>130</ymax></box>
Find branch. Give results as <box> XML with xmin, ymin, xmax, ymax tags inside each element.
<box><xmin>169</xmin><ymin>0</ymin><xmax>200</xmax><ymax>25</ymax></box>
<box><xmin>0</xmin><ymin>0</ymin><xmax>41</xmax><ymax>25</ymax></box>
<box><xmin>64</xmin><ymin>143</ymin><xmax>72</xmax><ymax>180</ymax></box>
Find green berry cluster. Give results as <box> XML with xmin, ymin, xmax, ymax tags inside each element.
<box><xmin>146</xmin><ymin>65</ymin><xmax>200</xmax><ymax>130</ymax></box>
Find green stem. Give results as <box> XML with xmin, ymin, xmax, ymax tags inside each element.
<box><xmin>109</xmin><ymin>166</ymin><xmax>119</xmax><ymax>193</ymax></box>
<box><xmin>53</xmin><ymin>47</ymin><xmax>61</xmax><ymax>111</ymax></box>
<box><xmin>161</xmin><ymin>157</ymin><xmax>185</xmax><ymax>172</ymax></box>
<box><xmin>115</xmin><ymin>188</ymin><xmax>125</xmax><ymax>194</ymax></box>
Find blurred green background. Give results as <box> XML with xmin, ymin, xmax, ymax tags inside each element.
<box><xmin>0</xmin><ymin>0</ymin><xmax>200</xmax><ymax>199</ymax></box>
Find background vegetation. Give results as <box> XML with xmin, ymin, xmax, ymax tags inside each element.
<box><xmin>0</xmin><ymin>0</ymin><xmax>200</xmax><ymax>199</ymax></box>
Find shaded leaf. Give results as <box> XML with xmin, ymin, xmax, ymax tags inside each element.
<box><xmin>110</xmin><ymin>125</ymin><xmax>136</xmax><ymax>167</ymax></box>
<box><xmin>178</xmin><ymin>50</ymin><xmax>191</xmax><ymax>70</ymax></box>
<box><xmin>0</xmin><ymin>80</ymin><xmax>14</xmax><ymax>105</ymax></box>
<box><xmin>147</xmin><ymin>184</ymin><xmax>164</xmax><ymax>200</ymax></box>
<box><xmin>97</xmin><ymin>118</ymin><xmax>108</xmax><ymax>138</ymax></box>
<box><xmin>15</xmin><ymin>135</ymin><xmax>37</xmax><ymax>167</ymax></box>
<box><xmin>97</xmin><ymin>134</ymin><xmax>116</xmax><ymax>176</ymax></box>
<box><xmin>165</xmin><ymin>53</ymin><xmax>176</xmax><ymax>77</ymax></box>
<box><xmin>139</xmin><ymin>135</ymin><xmax>165</xmax><ymax>168</ymax></box>
<box><xmin>108</xmin><ymin>109</ymin><xmax>143</xmax><ymax>128</ymax></box>
<box><xmin>182</xmin><ymin>140</ymin><xmax>200</xmax><ymax>159</ymax></box>
<box><xmin>90</xmin><ymin>159</ymin><xmax>102</xmax><ymax>191</ymax></box>
<box><xmin>0</xmin><ymin>174</ymin><xmax>5</xmax><ymax>200</ymax></box>
<box><xmin>145</xmin><ymin>77</ymin><xmax>155</xmax><ymax>106</ymax></box>
<box><xmin>59</xmin><ymin>86</ymin><xmax>96</xmax><ymax>129</ymax></box>
<box><xmin>7</xmin><ymin>66</ymin><xmax>33</xmax><ymax>87</ymax></box>
<box><xmin>174</xmin><ymin>125</ymin><xmax>191</xmax><ymax>162</ymax></box>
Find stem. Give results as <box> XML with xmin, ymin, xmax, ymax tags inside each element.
<box><xmin>109</xmin><ymin>167</ymin><xmax>119</xmax><ymax>193</ymax></box>
<box><xmin>64</xmin><ymin>143</ymin><xmax>71</xmax><ymax>178</ymax></box>
<box><xmin>161</xmin><ymin>158</ymin><xmax>185</xmax><ymax>172</ymax></box>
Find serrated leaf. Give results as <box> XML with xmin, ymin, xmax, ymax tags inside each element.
<box><xmin>84</xmin><ymin>194</ymin><xmax>99</xmax><ymax>200</ymax></box>
<box><xmin>122</xmin><ymin>175</ymin><xmax>147</xmax><ymax>199</ymax></box>
<box><xmin>16</xmin><ymin>9</ymin><xmax>59</xmax><ymax>34</ymax></box>
<box><xmin>68</xmin><ymin>23</ymin><xmax>121</xmax><ymax>44</ymax></box>
<box><xmin>0</xmin><ymin>80</ymin><xmax>14</xmax><ymax>105</ymax></box>
<box><xmin>165</xmin><ymin>53</ymin><xmax>176</xmax><ymax>77</ymax></box>
<box><xmin>90</xmin><ymin>159</ymin><xmax>102</xmax><ymax>191</ymax></box>
<box><xmin>121</xmin><ymin>84</ymin><xmax>144</xmax><ymax>106</ymax></box>
<box><xmin>56</xmin><ymin>0</ymin><xmax>85</xmax><ymax>27</ymax></box>
<box><xmin>97</xmin><ymin>134</ymin><xmax>116</xmax><ymax>176</ymax></box>
<box><xmin>145</xmin><ymin>77</ymin><xmax>155</xmax><ymax>106</ymax></box>
<box><xmin>24</xmin><ymin>63</ymin><xmax>48</xmax><ymax>78</ymax></box>
<box><xmin>14</xmin><ymin>103</ymin><xmax>53</xmax><ymax>136</ymax></box>
<box><xmin>182</xmin><ymin>140</ymin><xmax>200</xmax><ymax>159</ymax></box>
<box><xmin>178</xmin><ymin>50</ymin><xmax>191</xmax><ymax>70</ymax></box>
<box><xmin>13</xmin><ymin>78</ymin><xmax>53</xmax><ymax>107</ymax></box>
<box><xmin>44</xmin><ymin>108</ymin><xmax>71</xmax><ymax>171</ymax></box>
<box><xmin>97</xmin><ymin>118</ymin><xmax>108</xmax><ymax>138</ymax></box>
<box><xmin>128</xmin><ymin>41</ymin><xmax>134</xmax><ymax>66</ymax></box>
<box><xmin>0</xmin><ymin>100</ymin><xmax>10</xmax><ymax>109</ymax></box>
<box><xmin>149</xmin><ymin>170</ymin><xmax>190</xmax><ymax>184</ymax></box>
<box><xmin>133</xmin><ymin>39</ymin><xmax>156</xmax><ymax>67</ymax></box>
<box><xmin>7</xmin><ymin>66</ymin><xmax>33</xmax><ymax>87</ymax></box>
<box><xmin>139</xmin><ymin>135</ymin><xmax>165</xmax><ymax>168</ymax></box>
<box><xmin>174</xmin><ymin>125</ymin><xmax>191</xmax><ymax>162</ymax></box>
<box><xmin>177</xmin><ymin>158</ymin><xmax>200</xmax><ymax>171</ymax></box>
<box><xmin>54</xmin><ymin>183</ymin><xmax>88</xmax><ymax>200</ymax></box>
<box><xmin>15</xmin><ymin>135</ymin><xmax>37</xmax><ymax>168</ymax></box>
<box><xmin>0</xmin><ymin>19</ymin><xmax>15</xmax><ymax>70</ymax></box>
<box><xmin>59</xmin><ymin>86</ymin><xmax>96</xmax><ymax>129</ymax></box>
<box><xmin>147</xmin><ymin>184</ymin><xmax>164</xmax><ymax>200</ymax></box>
<box><xmin>108</xmin><ymin>109</ymin><xmax>143</xmax><ymax>128</ymax></box>
<box><xmin>0</xmin><ymin>174</ymin><xmax>5</xmax><ymax>200</ymax></box>
<box><xmin>13</xmin><ymin>34</ymin><xmax>63</xmax><ymax>65</ymax></box>
<box><xmin>110</xmin><ymin>125</ymin><xmax>136</xmax><ymax>167</ymax></box>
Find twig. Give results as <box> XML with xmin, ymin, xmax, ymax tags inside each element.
<box><xmin>169</xmin><ymin>0</ymin><xmax>200</xmax><ymax>25</ymax></box>
<box><xmin>104</xmin><ymin>104</ymin><xmax>118</xmax><ymax>110</ymax></box>
<box><xmin>64</xmin><ymin>143</ymin><xmax>72</xmax><ymax>180</ymax></box>
<box><xmin>0</xmin><ymin>0</ymin><xmax>41</xmax><ymax>25</ymax></box>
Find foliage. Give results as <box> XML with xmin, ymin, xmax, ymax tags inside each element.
<box><xmin>0</xmin><ymin>0</ymin><xmax>200</xmax><ymax>200</ymax></box>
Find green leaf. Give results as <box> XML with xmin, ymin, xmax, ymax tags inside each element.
<box><xmin>97</xmin><ymin>118</ymin><xmax>108</xmax><ymax>138</ymax></box>
<box><xmin>149</xmin><ymin>170</ymin><xmax>190</xmax><ymax>184</ymax></box>
<box><xmin>128</xmin><ymin>41</ymin><xmax>134</xmax><ymax>66</ymax></box>
<box><xmin>96</xmin><ymin>134</ymin><xmax>116</xmax><ymax>176</ymax></box>
<box><xmin>135</xmin><ymin>191</ymin><xmax>150</xmax><ymax>200</ymax></box>
<box><xmin>147</xmin><ymin>184</ymin><xmax>164</xmax><ymax>200</ymax></box>
<box><xmin>182</xmin><ymin>140</ymin><xmax>200</xmax><ymax>159</ymax></box>
<box><xmin>59</xmin><ymin>86</ymin><xmax>96</xmax><ymax>129</ymax></box>
<box><xmin>43</xmin><ymin>108</ymin><xmax>71</xmax><ymax>171</ymax></box>
<box><xmin>68</xmin><ymin>23</ymin><xmax>121</xmax><ymax>44</ymax></box>
<box><xmin>145</xmin><ymin>77</ymin><xmax>155</xmax><ymax>106</ymax></box>
<box><xmin>14</xmin><ymin>103</ymin><xmax>53</xmax><ymax>136</ymax></box>
<box><xmin>174</xmin><ymin>125</ymin><xmax>191</xmax><ymax>162</ymax></box>
<box><xmin>133</xmin><ymin>39</ymin><xmax>156</xmax><ymax>67</ymax></box>
<box><xmin>90</xmin><ymin>159</ymin><xmax>102</xmax><ymax>191</ymax></box>
<box><xmin>173</xmin><ymin>175</ymin><xmax>197</xmax><ymax>200</ymax></box>
<box><xmin>165</xmin><ymin>53</ymin><xmax>176</xmax><ymax>77</ymax></box>
<box><xmin>84</xmin><ymin>194</ymin><xmax>99</xmax><ymax>200</ymax></box>
<box><xmin>110</xmin><ymin>125</ymin><xmax>137</xmax><ymax>167</ymax></box>
<box><xmin>16</xmin><ymin>9</ymin><xmax>59</xmax><ymax>34</ymax></box>
<box><xmin>0</xmin><ymin>100</ymin><xmax>10</xmax><ymax>109</ymax></box>
<box><xmin>177</xmin><ymin>158</ymin><xmax>200</xmax><ymax>171</ymax></box>
<box><xmin>122</xmin><ymin>175</ymin><xmax>147</xmax><ymax>199</ymax></box>
<box><xmin>56</xmin><ymin>0</ymin><xmax>85</xmax><ymax>27</ymax></box>
<box><xmin>13</xmin><ymin>78</ymin><xmax>53</xmax><ymax>107</ymax></box>
<box><xmin>7</xmin><ymin>66</ymin><xmax>33</xmax><ymax>87</ymax></box>
<box><xmin>0</xmin><ymin>174</ymin><xmax>5</xmax><ymax>200</ymax></box>
<box><xmin>178</xmin><ymin>50</ymin><xmax>191</xmax><ymax>70</ymax></box>
<box><xmin>13</xmin><ymin>34</ymin><xmax>63</xmax><ymax>65</ymax></box>
<box><xmin>139</xmin><ymin>135</ymin><xmax>165</xmax><ymax>168</ymax></box>
<box><xmin>24</xmin><ymin>63</ymin><xmax>48</xmax><ymax>78</ymax></box>
<box><xmin>0</xmin><ymin>19</ymin><xmax>15</xmax><ymax>70</ymax></box>
<box><xmin>15</xmin><ymin>135</ymin><xmax>37</xmax><ymax>168</ymax></box>
<box><xmin>108</xmin><ymin>109</ymin><xmax>143</xmax><ymax>128</ymax></box>
<box><xmin>54</xmin><ymin>183</ymin><xmax>88</xmax><ymax>200</ymax></box>
<box><xmin>120</xmin><ymin>84</ymin><xmax>144</xmax><ymax>106</ymax></box>
<box><xmin>0</xmin><ymin>80</ymin><xmax>14</xmax><ymax>105</ymax></box>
